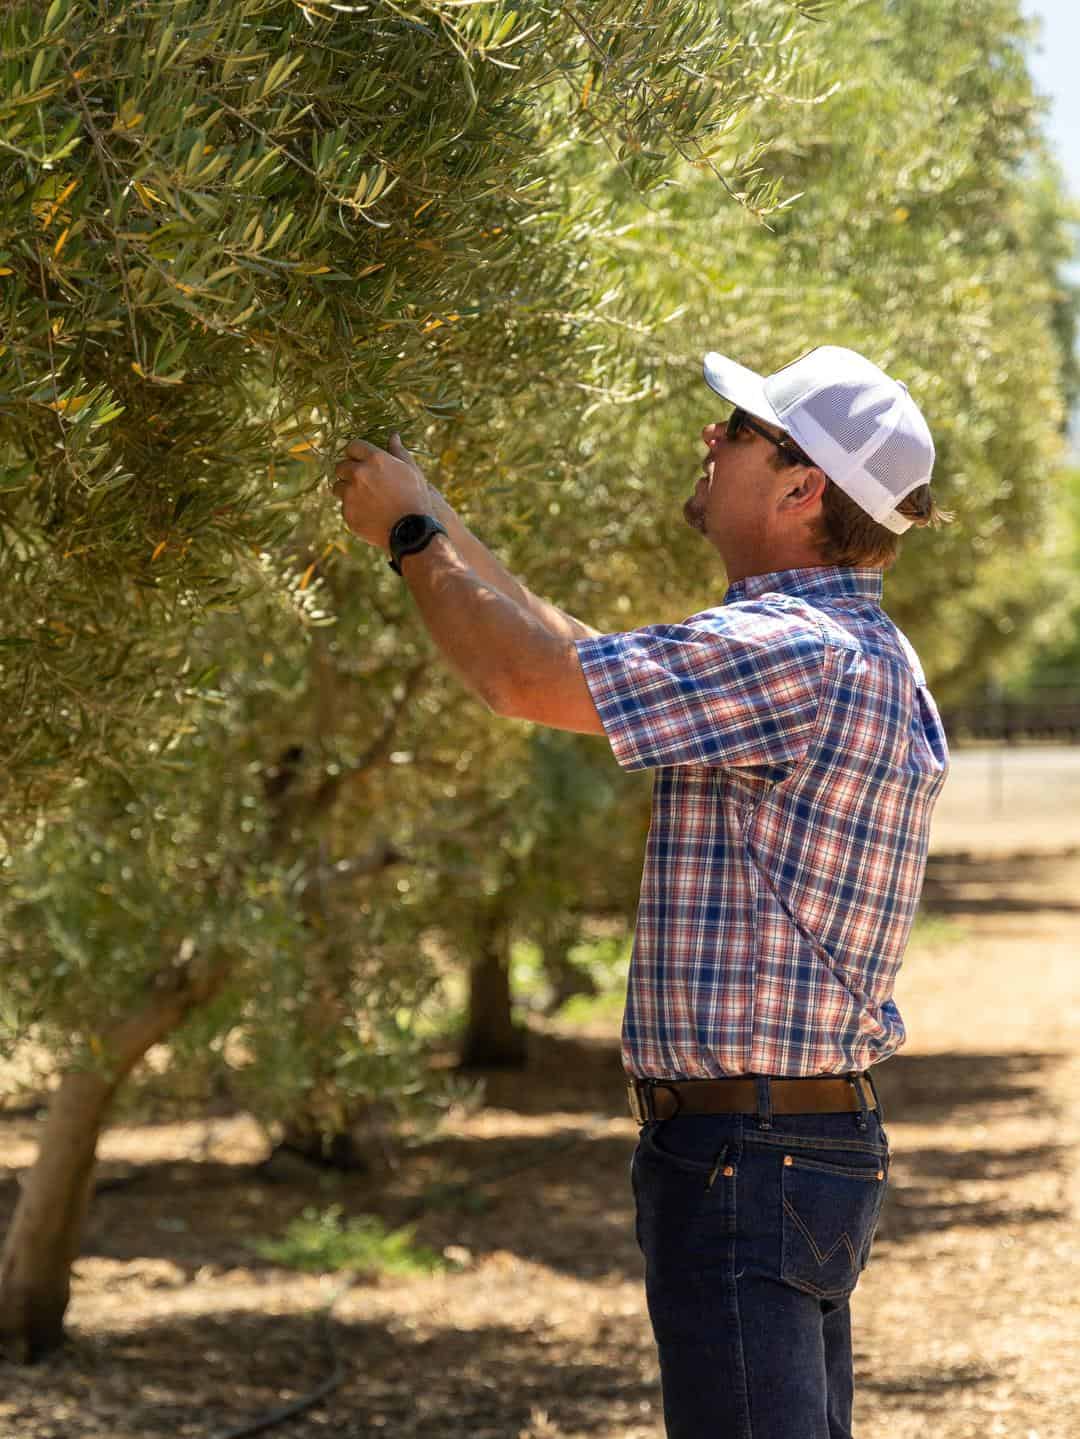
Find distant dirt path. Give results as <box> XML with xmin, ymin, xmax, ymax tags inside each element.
<box><xmin>1</xmin><ymin>849</ymin><xmax>1078</xmax><ymax>1439</ymax></box>
<box><xmin>853</xmin><ymin>846</ymin><xmax>1080</xmax><ymax>1439</ymax></box>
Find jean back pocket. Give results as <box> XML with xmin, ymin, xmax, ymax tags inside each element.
<box><xmin>780</xmin><ymin>1150</ymin><xmax>887</xmax><ymax>1301</ymax></box>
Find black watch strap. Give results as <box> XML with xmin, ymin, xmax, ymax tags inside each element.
<box><xmin>388</xmin><ymin>513</ymin><xmax>449</xmax><ymax>575</ymax></box>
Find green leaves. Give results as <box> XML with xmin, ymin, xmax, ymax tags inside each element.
<box><xmin>0</xmin><ymin>0</ymin><xmax>836</xmax><ymax>818</ymax></box>
<box><xmin>583</xmin><ymin>0</ymin><xmax>1078</xmax><ymax>700</ymax></box>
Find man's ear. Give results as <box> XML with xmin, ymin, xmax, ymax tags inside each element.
<box><xmin>780</xmin><ymin>466</ymin><xmax>827</xmax><ymax>512</ymax></box>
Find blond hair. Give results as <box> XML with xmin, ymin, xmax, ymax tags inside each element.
<box><xmin>808</xmin><ymin>478</ymin><xmax>954</xmax><ymax>570</ymax></box>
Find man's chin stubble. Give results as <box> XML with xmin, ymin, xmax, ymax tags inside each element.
<box><xmin>683</xmin><ymin>499</ymin><xmax>706</xmax><ymax>533</ymax></box>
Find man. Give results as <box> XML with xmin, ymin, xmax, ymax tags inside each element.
<box><xmin>332</xmin><ymin>345</ymin><xmax>952</xmax><ymax>1439</ymax></box>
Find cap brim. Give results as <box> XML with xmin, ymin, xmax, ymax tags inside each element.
<box><xmin>702</xmin><ymin>353</ymin><xmax>782</xmax><ymax>426</ymax></box>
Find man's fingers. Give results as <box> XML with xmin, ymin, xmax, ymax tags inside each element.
<box><xmin>388</xmin><ymin>432</ymin><xmax>414</xmax><ymax>464</ymax></box>
<box><xmin>344</xmin><ymin>437</ymin><xmax>377</xmax><ymax>462</ymax></box>
<box><xmin>333</xmin><ymin>454</ymin><xmax>371</xmax><ymax>483</ymax></box>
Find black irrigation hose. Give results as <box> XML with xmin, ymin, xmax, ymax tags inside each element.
<box><xmin>209</xmin><ymin>1116</ymin><xmax>617</xmax><ymax>1438</ymax></box>
<box><xmin>212</xmin><ymin>1276</ymin><xmax>354</xmax><ymax>1439</ymax></box>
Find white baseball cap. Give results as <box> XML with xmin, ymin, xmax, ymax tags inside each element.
<box><xmin>702</xmin><ymin>345</ymin><xmax>935</xmax><ymax>535</ymax></box>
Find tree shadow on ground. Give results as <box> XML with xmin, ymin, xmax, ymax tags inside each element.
<box><xmin>871</xmin><ymin>1048</ymin><xmax>1070</xmax><ymax>1248</ymax></box>
<box><xmin>857</xmin><ymin>1360</ymin><xmax>1005</xmax><ymax>1402</ymax></box>
<box><xmin>3</xmin><ymin>1037</ymin><xmax>1065</xmax><ymax>1292</ymax></box>
<box><xmin>3</xmin><ymin>1307</ymin><xmax>661</xmax><ymax>1439</ymax></box>
<box><xmin>921</xmin><ymin>849</ymin><xmax>1080</xmax><ymax>915</ymax></box>
<box><xmin>1</xmin><ymin>1128</ymin><xmax>646</xmax><ymax>1285</ymax></box>
<box><xmin>451</xmin><ymin>1027</ymin><xmax>628</xmax><ymax>1117</ymax></box>
<box><xmin>871</xmin><ymin>1048</ymin><xmax>1057</xmax><ymax>1123</ymax></box>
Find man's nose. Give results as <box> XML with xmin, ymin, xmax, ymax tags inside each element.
<box><xmin>702</xmin><ymin>421</ymin><xmax>722</xmax><ymax>446</ymax></box>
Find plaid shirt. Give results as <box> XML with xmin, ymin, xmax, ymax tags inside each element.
<box><xmin>575</xmin><ymin>565</ymin><xmax>949</xmax><ymax>1079</ymax></box>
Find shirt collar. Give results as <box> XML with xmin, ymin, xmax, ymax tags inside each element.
<box><xmin>723</xmin><ymin>565</ymin><xmax>884</xmax><ymax>606</ymax></box>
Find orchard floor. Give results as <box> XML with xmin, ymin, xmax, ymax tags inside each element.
<box><xmin>3</xmin><ymin>846</ymin><xmax>1080</xmax><ymax>1439</ymax></box>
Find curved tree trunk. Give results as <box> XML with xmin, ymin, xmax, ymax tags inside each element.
<box><xmin>0</xmin><ymin>960</ymin><xmax>228</xmax><ymax>1362</ymax></box>
<box><xmin>0</xmin><ymin>653</ymin><xmax>420</xmax><ymax>1360</ymax></box>
<box><xmin>458</xmin><ymin>906</ymin><xmax>528</xmax><ymax>1069</ymax></box>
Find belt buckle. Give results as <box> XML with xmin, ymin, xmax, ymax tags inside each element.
<box><xmin>627</xmin><ymin>1077</ymin><xmax>682</xmax><ymax>1122</ymax></box>
<box><xmin>626</xmin><ymin>1077</ymin><xmax>653</xmax><ymax>1124</ymax></box>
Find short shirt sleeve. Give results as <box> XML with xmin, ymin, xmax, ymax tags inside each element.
<box><xmin>573</xmin><ymin>602</ymin><xmax>824</xmax><ymax>772</ymax></box>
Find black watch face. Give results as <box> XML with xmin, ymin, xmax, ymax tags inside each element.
<box><xmin>395</xmin><ymin>514</ymin><xmax>428</xmax><ymax>546</ymax></box>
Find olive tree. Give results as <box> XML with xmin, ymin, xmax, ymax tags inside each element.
<box><xmin>559</xmin><ymin>0</ymin><xmax>1079</xmax><ymax>701</ymax></box>
<box><xmin>1</xmin><ymin>0</ymin><xmax>833</xmax><ymax>1360</ymax></box>
<box><xmin>0</xmin><ymin>0</ymin><xmax>821</xmax><ymax>823</ymax></box>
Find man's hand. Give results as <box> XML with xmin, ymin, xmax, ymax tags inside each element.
<box><xmin>331</xmin><ymin>434</ymin><xmax>433</xmax><ymax>549</ymax></box>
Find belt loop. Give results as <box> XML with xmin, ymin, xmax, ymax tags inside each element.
<box><xmin>864</xmin><ymin>1066</ymin><xmax>886</xmax><ymax>1127</ymax></box>
<box><xmin>851</xmin><ymin>1072</ymin><xmax>870</xmax><ymax>1132</ymax></box>
<box><xmin>753</xmin><ymin>1075</ymin><xmax>772</xmax><ymax>1130</ymax></box>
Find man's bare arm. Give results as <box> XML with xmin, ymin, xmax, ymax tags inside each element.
<box><xmin>426</xmin><ymin>484</ymin><xmax>603</xmax><ymax>644</ymax></box>
<box><xmin>397</xmin><ymin>534</ymin><xmax>606</xmax><ymax>735</ymax></box>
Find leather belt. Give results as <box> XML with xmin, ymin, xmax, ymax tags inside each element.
<box><xmin>626</xmin><ymin>1073</ymin><xmax>877</xmax><ymax>1123</ymax></box>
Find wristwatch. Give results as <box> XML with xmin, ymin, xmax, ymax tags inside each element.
<box><xmin>387</xmin><ymin>513</ymin><xmax>449</xmax><ymax>575</ymax></box>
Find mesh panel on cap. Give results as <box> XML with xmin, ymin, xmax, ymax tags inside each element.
<box><xmin>802</xmin><ymin>387</ymin><xmax>895</xmax><ymax>455</ymax></box>
<box><xmin>862</xmin><ymin>426</ymin><xmax>927</xmax><ymax>494</ymax></box>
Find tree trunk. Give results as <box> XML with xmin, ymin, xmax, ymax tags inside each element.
<box><xmin>276</xmin><ymin>1092</ymin><xmax>387</xmax><ymax>1174</ymax></box>
<box><xmin>273</xmin><ymin>843</ymin><xmax>402</xmax><ymax>1174</ymax></box>
<box><xmin>275</xmin><ymin>937</ymin><xmax>378</xmax><ymax>1175</ymax></box>
<box><xmin>459</xmin><ymin>909</ymin><xmax>528</xmax><ymax>1069</ymax></box>
<box><xmin>258</xmin><ymin>653</ymin><xmax>417</xmax><ymax>1172</ymax></box>
<box><xmin>0</xmin><ymin>963</ymin><xmax>228</xmax><ymax>1362</ymax></box>
<box><xmin>538</xmin><ymin>919</ymin><xmax>598</xmax><ymax>1016</ymax></box>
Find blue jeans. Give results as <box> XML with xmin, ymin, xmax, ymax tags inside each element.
<box><xmin>630</xmin><ymin>1074</ymin><xmax>890</xmax><ymax>1439</ymax></box>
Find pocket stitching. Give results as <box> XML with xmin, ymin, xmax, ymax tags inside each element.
<box><xmin>786</xmin><ymin>1153</ymin><xmax>886</xmax><ymax>1181</ymax></box>
<box><xmin>780</xmin><ymin>1157</ymin><xmax>886</xmax><ymax>1299</ymax></box>
<box><xmin>744</xmin><ymin>1131</ymin><xmax>887</xmax><ymax>1157</ymax></box>
<box><xmin>782</xmin><ymin>1195</ymin><xmax>859</xmax><ymax>1275</ymax></box>
<box><xmin>640</xmin><ymin>1122</ymin><xmax>725</xmax><ymax>1175</ymax></box>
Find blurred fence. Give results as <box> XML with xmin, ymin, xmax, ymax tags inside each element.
<box><xmin>941</xmin><ymin>689</ymin><xmax>1080</xmax><ymax>745</ymax></box>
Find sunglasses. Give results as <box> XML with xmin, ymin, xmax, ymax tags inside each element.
<box><xmin>727</xmin><ymin>408</ymin><xmax>814</xmax><ymax>468</ymax></box>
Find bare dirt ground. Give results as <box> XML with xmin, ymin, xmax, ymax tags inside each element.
<box><xmin>2</xmin><ymin>839</ymin><xmax>1079</xmax><ymax>1437</ymax></box>
<box><xmin>928</xmin><ymin>743</ymin><xmax>1080</xmax><ymax>854</ymax></box>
